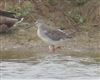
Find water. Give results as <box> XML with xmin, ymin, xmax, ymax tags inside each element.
<box><xmin>0</xmin><ymin>51</ymin><xmax>100</xmax><ymax>80</ymax></box>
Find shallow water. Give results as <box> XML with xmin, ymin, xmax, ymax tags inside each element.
<box><xmin>0</xmin><ymin>51</ymin><xmax>100</xmax><ymax>80</ymax></box>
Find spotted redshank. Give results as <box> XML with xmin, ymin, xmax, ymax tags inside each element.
<box><xmin>35</xmin><ymin>19</ymin><xmax>73</xmax><ymax>52</ymax></box>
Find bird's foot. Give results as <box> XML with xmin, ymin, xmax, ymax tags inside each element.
<box><xmin>55</xmin><ymin>46</ymin><xmax>64</xmax><ymax>51</ymax></box>
<box><xmin>49</xmin><ymin>45</ymin><xmax>64</xmax><ymax>53</ymax></box>
<box><xmin>49</xmin><ymin>45</ymin><xmax>55</xmax><ymax>53</ymax></box>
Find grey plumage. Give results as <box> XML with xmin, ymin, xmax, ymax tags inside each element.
<box><xmin>35</xmin><ymin>19</ymin><xmax>73</xmax><ymax>44</ymax></box>
<box><xmin>43</xmin><ymin>27</ymin><xmax>71</xmax><ymax>41</ymax></box>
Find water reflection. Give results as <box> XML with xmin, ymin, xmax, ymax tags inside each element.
<box><xmin>0</xmin><ymin>53</ymin><xmax>100</xmax><ymax>79</ymax></box>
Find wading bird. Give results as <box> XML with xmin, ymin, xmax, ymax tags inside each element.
<box><xmin>0</xmin><ymin>10</ymin><xmax>23</xmax><ymax>32</ymax></box>
<box><xmin>35</xmin><ymin>19</ymin><xmax>74</xmax><ymax>52</ymax></box>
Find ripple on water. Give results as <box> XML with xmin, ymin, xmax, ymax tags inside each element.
<box><xmin>0</xmin><ymin>54</ymin><xmax>100</xmax><ymax>79</ymax></box>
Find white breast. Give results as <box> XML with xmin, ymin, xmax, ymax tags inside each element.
<box><xmin>37</xmin><ymin>28</ymin><xmax>56</xmax><ymax>44</ymax></box>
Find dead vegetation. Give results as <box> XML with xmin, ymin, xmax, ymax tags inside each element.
<box><xmin>0</xmin><ymin>0</ymin><xmax>100</xmax><ymax>28</ymax></box>
<box><xmin>0</xmin><ymin>0</ymin><xmax>100</xmax><ymax>51</ymax></box>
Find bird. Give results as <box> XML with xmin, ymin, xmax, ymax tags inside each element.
<box><xmin>35</xmin><ymin>19</ymin><xmax>74</xmax><ymax>52</ymax></box>
<box><xmin>0</xmin><ymin>10</ymin><xmax>23</xmax><ymax>33</ymax></box>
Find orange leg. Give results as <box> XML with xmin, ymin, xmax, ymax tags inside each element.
<box><xmin>55</xmin><ymin>46</ymin><xmax>64</xmax><ymax>51</ymax></box>
<box><xmin>49</xmin><ymin>45</ymin><xmax>55</xmax><ymax>52</ymax></box>
<box><xmin>49</xmin><ymin>45</ymin><xmax>64</xmax><ymax>52</ymax></box>
<box><xmin>56</xmin><ymin>46</ymin><xmax>62</xmax><ymax>49</ymax></box>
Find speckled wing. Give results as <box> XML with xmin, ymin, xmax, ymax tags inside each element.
<box><xmin>44</xmin><ymin>28</ymin><xmax>72</xmax><ymax>41</ymax></box>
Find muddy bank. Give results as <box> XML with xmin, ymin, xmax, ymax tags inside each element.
<box><xmin>0</xmin><ymin>23</ymin><xmax>100</xmax><ymax>53</ymax></box>
<box><xmin>0</xmin><ymin>0</ymin><xmax>100</xmax><ymax>53</ymax></box>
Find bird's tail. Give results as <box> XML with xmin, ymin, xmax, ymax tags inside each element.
<box><xmin>58</xmin><ymin>29</ymin><xmax>75</xmax><ymax>38</ymax></box>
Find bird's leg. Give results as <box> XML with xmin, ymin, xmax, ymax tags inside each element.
<box><xmin>49</xmin><ymin>45</ymin><xmax>55</xmax><ymax>52</ymax></box>
<box><xmin>56</xmin><ymin>46</ymin><xmax>62</xmax><ymax>49</ymax></box>
<box><xmin>55</xmin><ymin>46</ymin><xmax>64</xmax><ymax>51</ymax></box>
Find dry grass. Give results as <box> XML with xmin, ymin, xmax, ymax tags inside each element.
<box><xmin>0</xmin><ymin>0</ymin><xmax>100</xmax><ymax>52</ymax></box>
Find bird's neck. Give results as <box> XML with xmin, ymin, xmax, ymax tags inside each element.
<box><xmin>38</xmin><ymin>24</ymin><xmax>46</xmax><ymax>30</ymax></box>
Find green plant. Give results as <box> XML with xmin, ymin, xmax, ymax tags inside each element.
<box><xmin>71</xmin><ymin>0</ymin><xmax>88</xmax><ymax>6</ymax></box>
<box><xmin>74</xmin><ymin>14</ymin><xmax>85</xmax><ymax>24</ymax></box>
<box><xmin>6</xmin><ymin>1</ymin><xmax>32</xmax><ymax>17</ymax></box>
<box><xmin>69</xmin><ymin>12</ymin><xmax>85</xmax><ymax>24</ymax></box>
<box><xmin>47</xmin><ymin>0</ymin><xmax>58</xmax><ymax>6</ymax></box>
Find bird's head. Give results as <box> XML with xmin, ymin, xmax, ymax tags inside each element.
<box><xmin>35</xmin><ymin>19</ymin><xmax>45</xmax><ymax>28</ymax></box>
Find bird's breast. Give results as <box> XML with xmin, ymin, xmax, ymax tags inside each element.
<box><xmin>37</xmin><ymin>29</ymin><xmax>54</xmax><ymax>44</ymax></box>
